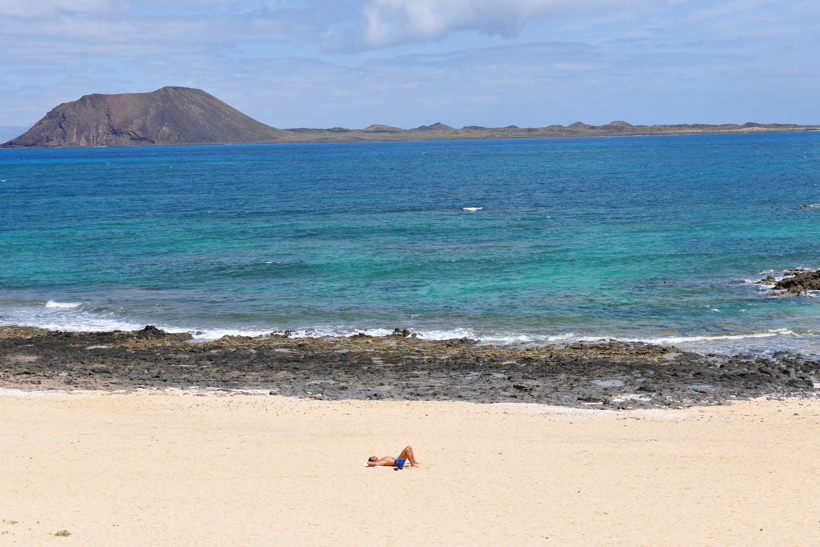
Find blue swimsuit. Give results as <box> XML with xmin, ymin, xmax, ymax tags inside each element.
<box><xmin>394</xmin><ymin>458</ymin><xmax>407</xmax><ymax>468</ymax></box>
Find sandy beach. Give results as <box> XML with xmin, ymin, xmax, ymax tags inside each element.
<box><xmin>2</xmin><ymin>391</ymin><xmax>819</xmax><ymax>546</ymax></box>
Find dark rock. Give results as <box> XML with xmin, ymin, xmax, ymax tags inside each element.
<box><xmin>135</xmin><ymin>326</ymin><xmax>166</xmax><ymax>339</ymax></box>
<box><xmin>1</xmin><ymin>326</ymin><xmax>817</xmax><ymax>409</ymax></box>
<box><xmin>785</xmin><ymin>378</ymin><xmax>814</xmax><ymax>389</ymax></box>
<box><xmin>771</xmin><ymin>269</ymin><xmax>820</xmax><ymax>295</ymax></box>
<box><xmin>133</xmin><ymin>325</ymin><xmax>193</xmax><ymax>342</ymax></box>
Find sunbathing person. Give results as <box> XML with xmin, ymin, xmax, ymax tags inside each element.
<box><xmin>366</xmin><ymin>445</ymin><xmax>420</xmax><ymax>468</ymax></box>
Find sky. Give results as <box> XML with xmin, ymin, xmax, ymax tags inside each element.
<box><xmin>0</xmin><ymin>0</ymin><xmax>818</xmax><ymax>130</ymax></box>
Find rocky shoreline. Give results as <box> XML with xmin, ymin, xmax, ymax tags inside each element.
<box><xmin>2</xmin><ymin>325</ymin><xmax>818</xmax><ymax>409</ymax></box>
<box><xmin>765</xmin><ymin>268</ymin><xmax>820</xmax><ymax>295</ymax></box>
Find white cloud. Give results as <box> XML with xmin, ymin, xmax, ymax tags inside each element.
<box><xmin>138</xmin><ymin>1</ymin><xmax>233</xmax><ymax>4</ymax></box>
<box><xmin>0</xmin><ymin>0</ymin><xmax>819</xmax><ymax>127</ymax></box>
<box><xmin>0</xmin><ymin>10</ymin><xmax>320</xmax><ymax>62</ymax></box>
<box><xmin>0</xmin><ymin>0</ymin><xmax>116</xmax><ymax>17</ymax></box>
<box><xmin>361</xmin><ymin>0</ymin><xmax>660</xmax><ymax>47</ymax></box>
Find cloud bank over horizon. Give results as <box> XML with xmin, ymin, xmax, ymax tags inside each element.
<box><xmin>0</xmin><ymin>0</ymin><xmax>817</xmax><ymax>130</ymax></box>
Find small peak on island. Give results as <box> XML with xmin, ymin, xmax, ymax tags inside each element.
<box><xmin>362</xmin><ymin>124</ymin><xmax>405</xmax><ymax>132</ymax></box>
<box><xmin>597</xmin><ymin>120</ymin><xmax>634</xmax><ymax>131</ymax></box>
<box><xmin>413</xmin><ymin>122</ymin><xmax>455</xmax><ymax>131</ymax></box>
<box><xmin>603</xmin><ymin>120</ymin><xmax>632</xmax><ymax>127</ymax></box>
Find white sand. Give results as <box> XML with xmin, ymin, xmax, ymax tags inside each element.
<box><xmin>1</xmin><ymin>390</ymin><xmax>819</xmax><ymax>546</ymax></box>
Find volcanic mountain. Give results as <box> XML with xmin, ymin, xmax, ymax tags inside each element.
<box><xmin>3</xmin><ymin>87</ymin><xmax>287</xmax><ymax>147</ymax></box>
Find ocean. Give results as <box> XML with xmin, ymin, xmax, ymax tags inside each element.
<box><xmin>1</xmin><ymin>132</ymin><xmax>819</xmax><ymax>356</ymax></box>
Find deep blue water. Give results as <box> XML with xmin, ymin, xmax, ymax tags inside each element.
<box><xmin>1</xmin><ymin>132</ymin><xmax>820</xmax><ymax>355</ymax></box>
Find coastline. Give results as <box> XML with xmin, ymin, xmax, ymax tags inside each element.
<box><xmin>2</xmin><ymin>390</ymin><xmax>819</xmax><ymax>546</ymax></box>
<box><xmin>271</xmin><ymin>122</ymin><xmax>820</xmax><ymax>145</ymax></box>
<box><xmin>2</xmin><ymin>325</ymin><xmax>817</xmax><ymax>408</ymax></box>
<box><xmin>3</xmin><ymin>120</ymin><xmax>819</xmax><ymax>148</ymax></box>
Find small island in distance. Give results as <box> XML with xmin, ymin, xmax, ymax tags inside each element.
<box><xmin>2</xmin><ymin>86</ymin><xmax>818</xmax><ymax>149</ymax></box>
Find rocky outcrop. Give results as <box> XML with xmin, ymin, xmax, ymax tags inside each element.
<box><xmin>2</xmin><ymin>327</ymin><xmax>817</xmax><ymax>408</ymax></box>
<box><xmin>2</xmin><ymin>87</ymin><xmax>287</xmax><ymax>148</ymax></box>
<box><xmin>772</xmin><ymin>269</ymin><xmax>820</xmax><ymax>295</ymax></box>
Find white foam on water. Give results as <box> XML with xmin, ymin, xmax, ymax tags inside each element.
<box><xmin>439</xmin><ymin>329</ymin><xmax>800</xmax><ymax>348</ymax></box>
<box><xmin>743</xmin><ymin>267</ymin><xmax>818</xmax><ymax>289</ymax></box>
<box><xmin>4</xmin><ymin>303</ymin><xmax>820</xmax><ymax>357</ymax></box>
<box><xmin>1</xmin><ymin>304</ymin><xmax>146</xmax><ymax>334</ymax></box>
<box><xmin>743</xmin><ymin>278</ymin><xmax>776</xmax><ymax>288</ymax></box>
<box><xmin>253</xmin><ymin>327</ymin><xmax>820</xmax><ymax>358</ymax></box>
<box><xmin>628</xmin><ymin>329</ymin><xmax>793</xmax><ymax>345</ymax></box>
<box><xmin>45</xmin><ymin>300</ymin><xmax>82</xmax><ymax>309</ymax></box>
<box><xmin>189</xmin><ymin>328</ymin><xmax>272</xmax><ymax>342</ymax></box>
<box><xmin>462</xmin><ymin>207</ymin><xmax>483</xmax><ymax>212</ymax></box>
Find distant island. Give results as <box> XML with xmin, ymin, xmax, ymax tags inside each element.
<box><xmin>2</xmin><ymin>86</ymin><xmax>818</xmax><ymax>148</ymax></box>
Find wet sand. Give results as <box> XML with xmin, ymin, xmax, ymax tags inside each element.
<box><xmin>1</xmin><ymin>391</ymin><xmax>819</xmax><ymax>546</ymax></box>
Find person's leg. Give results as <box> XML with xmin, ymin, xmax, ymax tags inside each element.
<box><xmin>397</xmin><ymin>445</ymin><xmax>420</xmax><ymax>466</ymax></box>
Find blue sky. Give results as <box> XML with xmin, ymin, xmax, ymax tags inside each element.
<box><xmin>0</xmin><ymin>0</ymin><xmax>818</xmax><ymax>129</ymax></box>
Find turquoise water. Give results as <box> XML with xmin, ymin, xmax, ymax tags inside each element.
<box><xmin>1</xmin><ymin>132</ymin><xmax>820</xmax><ymax>355</ymax></box>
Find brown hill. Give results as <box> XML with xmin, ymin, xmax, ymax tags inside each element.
<box><xmin>362</xmin><ymin>124</ymin><xmax>405</xmax><ymax>132</ymax></box>
<box><xmin>412</xmin><ymin>122</ymin><xmax>455</xmax><ymax>131</ymax></box>
<box><xmin>2</xmin><ymin>87</ymin><xmax>286</xmax><ymax>148</ymax></box>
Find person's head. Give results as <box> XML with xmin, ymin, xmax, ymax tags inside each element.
<box><xmin>368</xmin><ymin>456</ymin><xmax>378</xmax><ymax>462</ymax></box>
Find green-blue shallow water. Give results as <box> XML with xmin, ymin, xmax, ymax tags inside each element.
<box><xmin>1</xmin><ymin>132</ymin><xmax>819</xmax><ymax>355</ymax></box>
